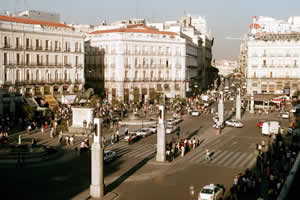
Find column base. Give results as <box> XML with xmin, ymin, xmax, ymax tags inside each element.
<box><xmin>90</xmin><ymin>184</ymin><xmax>103</xmax><ymax>199</ymax></box>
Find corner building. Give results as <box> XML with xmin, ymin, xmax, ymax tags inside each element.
<box><xmin>0</xmin><ymin>15</ymin><xmax>85</xmax><ymax>97</ymax></box>
<box><xmin>86</xmin><ymin>24</ymin><xmax>188</xmax><ymax>103</ymax></box>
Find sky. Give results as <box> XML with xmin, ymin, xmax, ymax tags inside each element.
<box><xmin>1</xmin><ymin>0</ymin><xmax>300</xmax><ymax>60</ymax></box>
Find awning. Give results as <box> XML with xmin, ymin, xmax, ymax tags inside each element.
<box><xmin>61</xmin><ymin>94</ymin><xmax>87</xmax><ymax>104</ymax></box>
<box><xmin>44</xmin><ymin>95</ymin><xmax>59</xmax><ymax>108</ymax></box>
<box><xmin>25</xmin><ymin>98</ymin><xmax>38</xmax><ymax>109</ymax></box>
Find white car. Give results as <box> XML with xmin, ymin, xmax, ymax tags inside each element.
<box><xmin>172</xmin><ymin>117</ymin><xmax>183</xmax><ymax>124</ymax></box>
<box><xmin>104</xmin><ymin>150</ymin><xmax>116</xmax><ymax>163</ymax></box>
<box><xmin>225</xmin><ymin>119</ymin><xmax>244</xmax><ymax>128</ymax></box>
<box><xmin>166</xmin><ymin>125</ymin><xmax>179</xmax><ymax>134</ymax></box>
<box><xmin>198</xmin><ymin>184</ymin><xmax>224</xmax><ymax>200</ymax></box>
<box><xmin>229</xmin><ymin>96</ymin><xmax>235</xmax><ymax>101</ymax></box>
<box><xmin>191</xmin><ymin>110</ymin><xmax>200</xmax><ymax>116</ymax></box>
<box><xmin>280</xmin><ymin>112</ymin><xmax>289</xmax><ymax>119</ymax></box>
<box><xmin>166</xmin><ymin>119</ymin><xmax>176</xmax><ymax>126</ymax></box>
<box><xmin>136</xmin><ymin>128</ymin><xmax>152</xmax><ymax>137</ymax></box>
<box><xmin>124</xmin><ymin>132</ymin><xmax>139</xmax><ymax>141</ymax></box>
<box><xmin>145</xmin><ymin>125</ymin><xmax>157</xmax><ymax>134</ymax></box>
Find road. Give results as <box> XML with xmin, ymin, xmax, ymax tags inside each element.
<box><xmin>0</xmin><ymin>101</ymin><xmax>290</xmax><ymax>200</ymax></box>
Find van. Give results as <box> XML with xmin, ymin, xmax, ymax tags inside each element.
<box><xmin>262</xmin><ymin>121</ymin><xmax>280</xmax><ymax>135</ymax></box>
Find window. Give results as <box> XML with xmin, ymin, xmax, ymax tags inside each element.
<box><xmin>252</xmin><ymin>82</ymin><xmax>257</xmax><ymax>87</ymax></box>
<box><xmin>37</xmin><ymin>54</ymin><xmax>40</xmax><ymax>65</ymax></box>
<box><xmin>166</xmin><ymin>59</ymin><xmax>168</xmax><ymax>67</ymax></box>
<box><xmin>270</xmin><ymin>72</ymin><xmax>272</xmax><ymax>78</ymax></box>
<box><xmin>46</xmin><ymin>55</ymin><xmax>49</xmax><ymax>65</ymax></box>
<box><xmin>135</xmin><ymin>71</ymin><xmax>138</xmax><ymax>79</ymax></box>
<box><xmin>16</xmin><ymin>53</ymin><xmax>20</xmax><ymax>65</ymax></box>
<box><xmin>16</xmin><ymin>37</ymin><xmax>19</xmax><ymax>48</ymax></box>
<box><xmin>46</xmin><ymin>40</ymin><xmax>49</xmax><ymax>50</ymax></box>
<box><xmin>16</xmin><ymin>70</ymin><xmax>20</xmax><ymax>81</ymax></box>
<box><xmin>55</xmin><ymin>55</ymin><xmax>58</xmax><ymax>65</ymax></box>
<box><xmin>75</xmin><ymin>42</ymin><xmax>78</xmax><ymax>52</ymax></box>
<box><xmin>125</xmin><ymin>70</ymin><xmax>128</xmax><ymax>79</ymax></box>
<box><xmin>26</xmin><ymin>38</ymin><xmax>30</xmax><ymax>49</ymax></box>
<box><xmin>36</xmin><ymin>39</ymin><xmax>39</xmax><ymax>49</ymax></box>
<box><xmin>26</xmin><ymin>70</ymin><xmax>30</xmax><ymax>81</ymax></box>
<box><xmin>36</xmin><ymin>70</ymin><xmax>39</xmax><ymax>81</ymax></box>
<box><xmin>26</xmin><ymin>54</ymin><xmax>30</xmax><ymax>65</ymax></box>
<box><xmin>294</xmin><ymin>60</ymin><xmax>297</xmax><ymax>67</ymax></box>
<box><xmin>55</xmin><ymin>41</ymin><xmax>58</xmax><ymax>50</ymax></box>
<box><xmin>254</xmin><ymin>72</ymin><xmax>256</xmax><ymax>78</ymax></box>
<box><xmin>4</xmin><ymin>53</ymin><xmax>8</xmax><ymax>65</ymax></box>
<box><xmin>4</xmin><ymin>36</ymin><xmax>9</xmax><ymax>48</ymax></box>
<box><xmin>64</xmin><ymin>70</ymin><xmax>68</xmax><ymax>81</ymax></box>
<box><xmin>263</xmin><ymin>60</ymin><xmax>266</xmax><ymax>66</ymax></box>
<box><xmin>55</xmin><ymin>70</ymin><xmax>59</xmax><ymax>81</ymax></box>
<box><xmin>143</xmin><ymin>71</ymin><xmax>146</xmax><ymax>79</ymax></box>
<box><xmin>75</xmin><ymin>56</ymin><xmax>78</xmax><ymax>66</ymax></box>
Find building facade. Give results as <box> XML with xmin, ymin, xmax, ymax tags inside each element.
<box><xmin>242</xmin><ymin>16</ymin><xmax>300</xmax><ymax>96</ymax></box>
<box><xmin>0</xmin><ymin>15</ymin><xmax>85</xmax><ymax>97</ymax></box>
<box><xmin>215</xmin><ymin>60</ymin><xmax>238</xmax><ymax>77</ymax></box>
<box><xmin>86</xmin><ymin>24</ymin><xmax>189</xmax><ymax>103</ymax></box>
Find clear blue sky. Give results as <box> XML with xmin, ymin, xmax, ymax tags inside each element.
<box><xmin>1</xmin><ymin>0</ymin><xmax>300</xmax><ymax>60</ymax></box>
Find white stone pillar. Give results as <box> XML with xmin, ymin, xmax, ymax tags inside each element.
<box><xmin>218</xmin><ymin>91</ymin><xmax>224</xmax><ymax>125</ymax></box>
<box><xmin>156</xmin><ymin>105</ymin><xmax>166</xmax><ymax>162</ymax></box>
<box><xmin>236</xmin><ymin>88</ymin><xmax>241</xmax><ymax>120</ymax></box>
<box><xmin>129</xmin><ymin>87</ymin><xmax>134</xmax><ymax>102</ymax></box>
<box><xmin>250</xmin><ymin>92</ymin><xmax>255</xmax><ymax>113</ymax></box>
<box><xmin>90</xmin><ymin>118</ymin><xmax>104</xmax><ymax>199</ymax></box>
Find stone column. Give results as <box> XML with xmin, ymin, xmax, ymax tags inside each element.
<box><xmin>218</xmin><ymin>91</ymin><xmax>224</xmax><ymax>126</ymax></box>
<box><xmin>90</xmin><ymin>118</ymin><xmax>104</xmax><ymax>199</ymax></box>
<box><xmin>156</xmin><ymin>105</ymin><xmax>166</xmax><ymax>162</ymax></box>
<box><xmin>236</xmin><ymin>88</ymin><xmax>241</xmax><ymax>120</ymax></box>
<box><xmin>50</xmin><ymin>86</ymin><xmax>54</xmax><ymax>95</ymax></box>
<box><xmin>250</xmin><ymin>92</ymin><xmax>255</xmax><ymax>113</ymax></box>
<box><xmin>139</xmin><ymin>87</ymin><xmax>142</xmax><ymax>102</ymax></box>
<box><xmin>129</xmin><ymin>86</ymin><xmax>134</xmax><ymax>102</ymax></box>
<box><xmin>10</xmin><ymin>94</ymin><xmax>16</xmax><ymax>113</ymax></box>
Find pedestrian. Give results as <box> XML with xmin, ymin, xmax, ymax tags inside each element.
<box><xmin>116</xmin><ymin>129</ymin><xmax>119</xmax><ymax>142</ymax></box>
<box><xmin>50</xmin><ymin>127</ymin><xmax>54</xmax><ymax>138</ymax></box>
<box><xmin>192</xmin><ymin>137</ymin><xmax>196</xmax><ymax>150</ymax></box>
<box><xmin>27</xmin><ymin>124</ymin><xmax>32</xmax><ymax>134</ymax></box>
<box><xmin>128</xmin><ymin>135</ymin><xmax>132</xmax><ymax>145</ymax></box>
<box><xmin>69</xmin><ymin>135</ymin><xmax>74</xmax><ymax>146</ymax></box>
<box><xmin>125</xmin><ymin>127</ymin><xmax>128</xmax><ymax>136</ymax></box>
<box><xmin>58</xmin><ymin>131</ymin><xmax>63</xmax><ymax>144</ymax></box>
<box><xmin>65</xmin><ymin>135</ymin><xmax>69</xmax><ymax>146</ymax></box>
<box><xmin>45</xmin><ymin>121</ymin><xmax>48</xmax><ymax>129</ymax></box>
<box><xmin>111</xmin><ymin>134</ymin><xmax>115</xmax><ymax>144</ymax></box>
<box><xmin>181</xmin><ymin>145</ymin><xmax>185</xmax><ymax>157</ymax></box>
<box><xmin>205</xmin><ymin>149</ymin><xmax>211</xmax><ymax>160</ymax></box>
<box><xmin>40</xmin><ymin>125</ymin><xmax>44</xmax><ymax>134</ymax></box>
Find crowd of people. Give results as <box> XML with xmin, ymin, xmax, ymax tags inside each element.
<box><xmin>228</xmin><ymin>132</ymin><xmax>298</xmax><ymax>200</ymax></box>
<box><xmin>166</xmin><ymin>137</ymin><xmax>201</xmax><ymax>161</ymax></box>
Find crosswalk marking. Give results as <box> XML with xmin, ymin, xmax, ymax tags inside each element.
<box><xmin>210</xmin><ymin>151</ymin><xmax>228</xmax><ymax>164</ymax></box>
<box><xmin>216</xmin><ymin>152</ymin><xmax>234</xmax><ymax>165</ymax></box>
<box><xmin>188</xmin><ymin>151</ymin><xmax>206</xmax><ymax>163</ymax></box>
<box><xmin>129</xmin><ymin>145</ymin><xmax>154</xmax><ymax>157</ymax></box>
<box><xmin>229</xmin><ymin>152</ymin><xmax>248</xmax><ymax>168</ymax></box>
<box><xmin>133</xmin><ymin>148</ymin><xmax>155</xmax><ymax>158</ymax></box>
<box><xmin>223</xmin><ymin>152</ymin><xmax>242</xmax><ymax>167</ymax></box>
<box><xmin>238</xmin><ymin>154</ymin><xmax>254</xmax><ymax>168</ymax></box>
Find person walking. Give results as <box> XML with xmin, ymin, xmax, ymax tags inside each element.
<box><xmin>50</xmin><ymin>127</ymin><xmax>54</xmax><ymax>138</ymax></box>
<box><xmin>70</xmin><ymin>135</ymin><xmax>74</xmax><ymax>146</ymax></box>
<box><xmin>125</xmin><ymin>127</ymin><xmax>129</xmax><ymax>136</ymax></box>
<box><xmin>58</xmin><ymin>131</ymin><xmax>63</xmax><ymax>144</ymax></box>
<box><xmin>205</xmin><ymin>149</ymin><xmax>211</xmax><ymax>160</ymax></box>
<box><xmin>111</xmin><ymin>134</ymin><xmax>115</xmax><ymax>144</ymax></box>
<box><xmin>181</xmin><ymin>145</ymin><xmax>185</xmax><ymax>157</ymax></box>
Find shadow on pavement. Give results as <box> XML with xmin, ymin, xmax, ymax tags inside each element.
<box><xmin>105</xmin><ymin>152</ymin><xmax>155</xmax><ymax>194</ymax></box>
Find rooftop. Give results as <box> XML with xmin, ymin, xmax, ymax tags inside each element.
<box><xmin>0</xmin><ymin>15</ymin><xmax>72</xmax><ymax>29</ymax></box>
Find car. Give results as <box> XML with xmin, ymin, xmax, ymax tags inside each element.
<box><xmin>198</xmin><ymin>184</ymin><xmax>224</xmax><ymax>200</ymax></box>
<box><xmin>262</xmin><ymin>121</ymin><xmax>280</xmax><ymax>135</ymax></box>
<box><xmin>191</xmin><ymin>110</ymin><xmax>200</xmax><ymax>116</ymax></box>
<box><xmin>136</xmin><ymin>128</ymin><xmax>152</xmax><ymax>137</ymax></box>
<box><xmin>145</xmin><ymin>125</ymin><xmax>157</xmax><ymax>134</ymax></box>
<box><xmin>229</xmin><ymin>96</ymin><xmax>235</xmax><ymax>101</ymax></box>
<box><xmin>104</xmin><ymin>150</ymin><xmax>117</xmax><ymax>163</ymax></box>
<box><xmin>124</xmin><ymin>132</ymin><xmax>140</xmax><ymax>142</ymax></box>
<box><xmin>225</xmin><ymin>119</ymin><xmax>244</xmax><ymax>128</ymax></box>
<box><xmin>280</xmin><ymin>112</ymin><xmax>289</xmax><ymax>119</ymax></box>
<box><xmin>172</xmin><ymin>117</ymin><xmax>183</xmax><ymax>124</ymax></box>
<box><xmin>166</xmin><ymin>125</ymin><xmax>179</xmax><ymax>134</ymax></box>
<box><xmin>166</xmin><ymin>119</ymin><xmax>176</xmax><ymax>126</ymax></box>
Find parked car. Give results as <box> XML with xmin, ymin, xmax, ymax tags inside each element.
<box><xmin>166</xmin><ymin>119</ymin><xmax>176</xmax><ymax>126</ymax></box>
<box><xmin>198</xmin><ymin>184</ymin><xmax>224</xmax><ymax>200</ymax></box>
<box><xmin>191</xmin><ymin>110</ymin><xmax>201</xmax><ymax>116</ymax></box>
<box><xmin>136</xmin><ymin>128</ymin><xmax>152</xmax><ymax>137</ymax></box>
<box><xmin>104</xmin><ymin>150</ymin><xmax>117</xmax><ymax>163</ymax></box>
<box><xmin>172</xmin><ymin>117</ymin><xmax>183</xmax><ymax>124</ymax></box>
<box><xmin>166</xmin><ymin>125</ymin><xmax>179</xmax><ymax>134</ymax></box>
<box><xmin>290</xmin><ymin>107</ymin><xmax>297</xmax><ymax>113</ymax></box>
<box><xmin>280</xmin><ymin>112</ymin><xmax>289</xmax><ymax>119</ymax></box>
